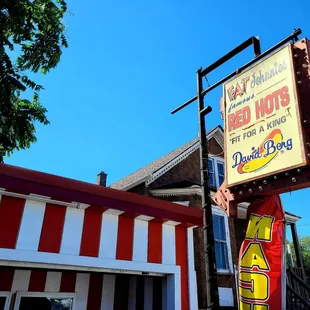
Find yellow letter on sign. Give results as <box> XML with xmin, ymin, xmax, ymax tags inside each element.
<box><xmin>239</xmin><ymin>271</ymin><xmax>269</xmax><ymax>301</ymax></box>
<box><xmin>245</xmin><ymin>215</ymin><xmax>274</xmax><ymax>241</ymax></box>
<box><xmin>240</xmin><ymin>242</ymin><xmax>269</xmax><ymax>270</ymax></box>
<box><xmin>240</xmin><ymin>301</ymin><xmax>268</xmax><ymax>310</ymax></box>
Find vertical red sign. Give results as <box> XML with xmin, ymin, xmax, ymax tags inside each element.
<box><xmin>238</xmin><ymin>195</ymin><xmax>285</xmax><ymax>309</ymax></box>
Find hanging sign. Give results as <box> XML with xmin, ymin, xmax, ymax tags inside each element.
<box><xmin>224</xmin><ymin>44</ymin><xmax>306</xmax><ymax>187</ymax></box>
<box><xmin>238</xmin><ymin>195</ymin><xmax>285</xmax><ymax>310</ymax></box>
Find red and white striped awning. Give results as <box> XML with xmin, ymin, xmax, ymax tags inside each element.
<box><xmin>0</xmin><ymin>164</ymin><xmax>202</xmax><ymax>227</ymax></box>
<box><xmin>0</xmin><ymin>164</ymin><xmax>202</xmax><ymax>310</ymax></box>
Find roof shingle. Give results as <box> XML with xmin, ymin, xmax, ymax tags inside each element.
<box><xmin>110</xmin><ymin>126</ymin><xmax>222</xmax><ymax>190</ymax></box>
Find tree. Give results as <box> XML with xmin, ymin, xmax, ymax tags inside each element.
<box><xmin>287</xmin><ymin>236</ymin><xmax>310</xmax><ymax>270</ymax></box>
<box><xmin>0</xmin><ymin>0</ymin><xmax>68</xmax><ymax>162</ymax></box>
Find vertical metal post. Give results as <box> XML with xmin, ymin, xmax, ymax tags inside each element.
<box><xmin>252</xmin><ymin>37</ymin><xmax>261</xmax><ymax>57</ymax></box>
<box><xmin>290</xmin><ymin>223</ymin><xmax>306</xmax><ymax>280</ymax></box>
<box><xmin>287</xmin><ymin>242</ymin><xmax>294</xmax><ymax>267</ymax></box>
<box><xmin>197</xmin><ymin>68</ymin><xmax>220</xmax><ymax>309</ymax></box>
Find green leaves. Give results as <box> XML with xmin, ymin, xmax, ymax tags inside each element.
<box><xmin>0</xmin><ymin>0</ymin><xmax>68</xmax><ymax>162</ymax></box>
<box><xmin>287</xmin><ymin>237</ymin><xmax>310</xmax><ymax>271</ymax></box>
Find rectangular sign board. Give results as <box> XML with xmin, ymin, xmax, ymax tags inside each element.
<box><xmin>224</xmin><ymin>44</ymin><xmax>306</xmax><ymax>187</ymax></box>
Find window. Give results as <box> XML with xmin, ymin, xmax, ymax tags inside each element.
<box><xmin>0</xmin><ymin>292</ymin><xmax>11</xmax><ymax>310</ymax></box>
<box><xmin>213</xmin><ymin>214</ymin><xmax>228</xmax><ymax>270</ymax></box>
<box><xmin>208</xmin><ymin>157</ymin><xmax>225</xmax><ymax>188</ymax></box>
<box><xmin>208</xmin><ymin>159</ymin><xmax>215</xmax><ymax>187</ymax></box>
<box><xmin>217</xmin><ymin>162</ymin><xmax>224</xmax><ymax>187</ymax></box>
<box><xmin>212</xmin><ymin>208</ymin><xmax>233</xmax><ymax>273</ymax></box>
<box><xmin>14</xmin><ymin>292</ymin><xmax>76</xmax><ymax>310</ymax></box>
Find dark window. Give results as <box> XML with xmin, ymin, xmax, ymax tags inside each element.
<box><xmin>0</xmin><ymin>297</ymin><xmax>6</xmax><ymax>310</ymax></box>
<box><xmin>212</xmin><ymin>214</ymin><xmax>228</xmax><ymax>270</ymax></box>
<box><xmin>217</xmin><ymin>162</ymin><xmax>225</xmax><ymax>186</ymax></box>
<box><xmin>209</xmin><ymin>158</ymin><xmax>224</xmax><ymax>188</ymax></box>
<box><xmin>18</xmin><ymin>297</ymin><xmax>73</xmax><ymax>310</ymax></box>
<box><xmin>208</xmin><ymin>159</ymin><xmax>215</xmax><ymax>186</ymax></box>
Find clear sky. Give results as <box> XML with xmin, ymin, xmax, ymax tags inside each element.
<box><xmin>5</xmin><ymin>0</ymin><xmax>310</xmax><ymax>236</ymax></box>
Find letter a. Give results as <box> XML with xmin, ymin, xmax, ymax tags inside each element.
<box><xmin>259</xmin><ymin>125</ymin><xmax>264</xmax><ymax>133</ymax></box>
<box><xmin>240</xmin><ymin>242</ymin><xmax>269</xmax><ymax>270</ymax></box>
<box><xmin>245</xmin><ymin>214</ymin><xmax>274</xmax><ymax>241</ymax></box>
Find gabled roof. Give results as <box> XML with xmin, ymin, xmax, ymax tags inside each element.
<box><xmin>110</xmin><ymin>126</ymin><xmax>224</xmax><ymax>191</ymax></box>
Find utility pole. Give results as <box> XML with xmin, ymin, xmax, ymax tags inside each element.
<box><xmin>197</xmin><ymin>69</ymin><xmax>219</xmax><ymax>309</ymax></box>
<box><xmin>171</xmin><ymin>28</ymin><xmax>301</xmax><ymax>309</ymax></box>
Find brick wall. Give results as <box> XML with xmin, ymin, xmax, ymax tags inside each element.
<box><xmin>128</xmin><ymin>137</ymin><xmax>243</xmax><ymax>309</ymax></box>
<box><xmin>208</xmin><ymin>137</ymin><xmax>224</xmax><ymax>158</ymax></box>
<box><xmin>150</xmin><ymin>137</ymin><xmax>222</xmax><ymax>190</ymax></box>
<box><xmin>150</xmin><ymin>150</ymin><xmax>201</xmax><ymax>189</ymax></box>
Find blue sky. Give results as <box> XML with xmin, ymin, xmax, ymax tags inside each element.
<box><xmin>5</xmin><ymin>0</ymin><xmax>310</xmax><ymax>236</ymax></box>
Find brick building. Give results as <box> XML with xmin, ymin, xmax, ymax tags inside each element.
<box><xmin>110</xmin><ymin>125</ymin><xmax>301</xmax><ymax>309</ymax></box>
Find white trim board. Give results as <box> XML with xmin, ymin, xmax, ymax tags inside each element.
<box><xmin>0</xmin><ymin>249</ymin><xmax>180</xmax><ymax>276</ymax></box>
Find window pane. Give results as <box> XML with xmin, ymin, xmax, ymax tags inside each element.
<box><xmin>217</xmin><ymin>162</ymin><xmax>224</xmax><ymax>176</ymax></box>
<box><xmin>19</xmin><ymin>297</ymin><xmax>73</xmax><ymax>310</ymax></box>
<box><xmin>209</xmin><ymin>172</ymin><xmax>215</xmax><ymax>186</ymax></box>
<box><xmin>212</xmin><ymin>215</ymin><xmax>220</xmax><ymax>239</ymax></box>
<box><xmin>215</xmin><ymin>242</ymin><xmax>228</xmax><ymax>270</ymax></box>
<box><xmin>218</xmin><ymin>175</ymin><xmax>224</xmax><ymax>186</ymax></box>
<box><xmin>208</xmin><ymin>159</ymin><xmax>214</xmax><ymax>172</ymax></box>
<box><xmin>208</xmin><ymin>159</ymin><xmax>216</xmax><ymax>186</ymax></box>
<box><xmin>212</xmin><ymin>215</ymin><xmax>226</xmax><ymax>241</ymax></box>
<box><xmin>0</xmin><ymin>297</ymin><xmax>6</xmax><ymax>310</ymax></box>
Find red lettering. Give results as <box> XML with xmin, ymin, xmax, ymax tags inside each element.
<box><xmin>255</xmin><ymin>85</ymin><xmax>291</xmax><ymax>120</ymax></box>
<box><xmin>242</xmin><ymin>76</ymin><xmax>250</xmax><ymax>93</ymax></box>
<box><xmin>243</xmin><ymin>106</ymin><xmax>251</xmax><ymax>126</ymax></box>
<box><xmin>272</xmin><ymin>89</ymin><xmax>280</xmax><ymax>110</ymax></box>
<box><xmin>227</xmin><ymin>107</ymin><xmax>251</xmax><ymax>132</ymax></box>
<box><xmin>227</xmin><ymin>86</ymin><xmax>235</xmax><ymax>101</ymax></box>
<box><xmin>235</xmin><ymin>109</ymin><xmax>243</xmax><ymax>128</ymax></box>
<box><xmin>234</xmin><ymin>83</ymin><xmax>244</xmax><ymax>99</ymax></box>
<box><xmin>227</xmin><ymin>76</ymin><xmax>250</xmax><ymax>101</ymax></box>
<box><xmin>280</xmin><ymin>86</ymin><xmax>290</xmax><ymax>107</ymax></box>
<box><xmin>255</xmin><ymin>99</ymin><xmax>265</xmax><ymax>119</ymax></box>
<box><xmin>264</xmin><ymin>95</ymin><xmax>274</xmax><ymax>114</ymax></box>
<box><xmin>228</xmin><ymin>113</ymin><xmax>235</xmax><ymax>132</ymax></box>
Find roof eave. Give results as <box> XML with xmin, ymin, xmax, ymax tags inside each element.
<box><xmin>121</xmin><ymin>175</ymin><xmax>150</xmax><ymax>191</ymax></box>
<box><xmin>0</xmin><ymin>164</ymin><xmax>203</xmax><ymax>227</ymax></box>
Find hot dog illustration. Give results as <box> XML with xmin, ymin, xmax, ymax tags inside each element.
<box><xmin>237</xmin><ymin>129</ymin><xmax>283</xmax><ymax>174</ymax></box>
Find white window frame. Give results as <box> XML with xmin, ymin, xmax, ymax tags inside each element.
<box><xmin>0</xmin><ymin>292</ymin><xmax>12</xmax><ymax>310</ymax></box>
<box><xmin>13</xmin><ymin>292</ymin><xmax>77</xmax><ymax>310</ymax></box>
<box><xmin>208</xmin><ymin>158</ymin><xmax>216</xmax><ymax>187</ymax></box>
<box><xmin>209</xmin><ymin>156</ymin><xmax>225</xmax><ymax>188</ymax></box>
<box><xmin>212</xmin><ymin>206</ymin><xmax>233</xmax><ymax>274</ymax></box>
<box><xmin>173</xmin><ymin>201</ymin><xmax>190</xmax><ymax>207</ymax></box>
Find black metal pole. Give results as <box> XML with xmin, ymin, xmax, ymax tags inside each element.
<box><xmin>171</xmin><ymin>28</ymin><xmax>301</xmax><ymax>115</ymax></box>
<box><xmin>171</xmin><ymin>28</ymin><xmax>301</xmax><ymax>310</ymax></box>
<box><xmin>197</xmin><ymin>68</ymin><xmax>219</xmax><ymax>309</ymax></box>
<box><xmin>290</xmin><ymin>223</ymin><xmax>306</xmax><ymax>280</ymax></box>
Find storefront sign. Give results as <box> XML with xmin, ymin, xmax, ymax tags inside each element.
<box><xmin>224</xmin><ymin>44</ymin><xmax>306</xmax><ymax>187</ymax></box>
<box><xmin>238</xmin><ymin>195</ymin><xmax>285</xmax><ymax>309</ymax></box>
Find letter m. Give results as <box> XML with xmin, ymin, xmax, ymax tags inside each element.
<box><xmin>245</xmin><ymin>214</ymin><xmax>274</xmax><ymax>241</ymax></box>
